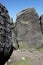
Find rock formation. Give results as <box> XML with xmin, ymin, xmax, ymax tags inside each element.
<box><xmin>16</xmin><ymin>8</ymin><xmax>43</xmax><ymax>48</ymax></box>
<box><xmin>0</xmin><ymin>3</ymin><xmax>19</xmax><ymax>65</ymax></box>
<box><xmin>0</xmin><ymin>3</ymin><xmax>43</xmax><ymax>64</ymax></box>
<box><xmin>39</xmin><ymin>15</ymin><xmax>43</xmax><ymax>34</ymax></box>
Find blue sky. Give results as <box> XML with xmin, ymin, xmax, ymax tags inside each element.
<box><xmin>0</xmin><ymin>0</ymin><xmax>43</xmax><ymax>22</ymax></box>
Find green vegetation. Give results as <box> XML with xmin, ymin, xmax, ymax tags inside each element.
<box><xmin>37</xmin><ymin>47</ymin><xmax>43</xmax><ymax>52</ymax></box>
<box><xmin>9</xmin><ymin>57</ymin><xmax>34</xmax><ymax>65</ymax></box>
<box><xmin>10</xmin><ymin>60</ymin><xmax>27</xmax><ymax>65</ymax></box>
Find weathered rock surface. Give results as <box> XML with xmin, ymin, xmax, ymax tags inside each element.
<box><xmin>0</xmin><ymin>3</ymin><xmax>13</xmax><ymax>65</ymax></box>
<box><xmin>10</xmin><ymin>18</ymin><xmax>19</xmax><ymax>50</ymax></box>
<box><xmin>40</xmin><ymin>15</ymin><xmax>43</xmax><ymax>34</ymax></box>
<box><xmin>12</xmin><ymin>30</ymin><xmax>19</xmax><ymax>50</ymax></box>
<box><xmin>16</xmin><ymin>8</ymin><xmax>43</xmax><ymax>48</ymax></box>
<box><xmin>0</xmin><ymin>3</ymin><xmax>19</xmax><ymax>65</ymax></box>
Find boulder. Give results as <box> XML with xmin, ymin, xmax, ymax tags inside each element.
<box><xmin>16</xmin><ymin>8</ymin><xmax>43</xmax><ymax>48</ymax></box>
<box><xmin>39</xmin><ymin>15</ymin><xmax>43</xmax><ymax>34</ymax></box>
<box><xmin>0</xmin><ymin>3</ymin><xmax>16</xmax><ymax>65</ymax></box>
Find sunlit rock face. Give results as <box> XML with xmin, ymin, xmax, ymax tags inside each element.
<box><xmin>0</xmin><ymin>3</ymin><xmax>13</xmax><ymax>65</ymax></box>
<box><xmin>16</xmin><ymin>8</ymin><xmax>43</xmax><ymax>48</ymax></box>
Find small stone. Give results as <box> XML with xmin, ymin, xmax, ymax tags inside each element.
<box><xmin>8</xmin><ymin>59</ymin><xmax>11</xmax><ymax>63</ymax></box>
<box><xmin>22</xmin><ymin>57</ymin><xmax>25</xmax><ymax>60</ymax></box>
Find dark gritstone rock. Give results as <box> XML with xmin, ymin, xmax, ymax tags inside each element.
<box><xmin>39</xmin><ymin>15</ymin><xmax>43</xmax><ymax>34</ymax></box>
<box><xmin>0</xmin><ymin>3</ymin><xmax>14</xmax><ymax>65</ymax></box>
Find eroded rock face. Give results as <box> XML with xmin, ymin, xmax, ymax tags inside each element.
<box><xmin>40</xmin><ymin>15</ymin><xmax>43</xmax><ymax>34</ymax></box>
<box><xmin>16</xmin><ymin>8</ymin><xmax>43</xmax><ymax>48</ymax></box>
<box><xmin>0</xmin><ymin>3</ymin><xmax>13</xmax><ymax>65</ymax></box>
<box><xmin>12</xmin><ymin>30</ymin><xmax>19</xmax><ymax>50</ymax></box>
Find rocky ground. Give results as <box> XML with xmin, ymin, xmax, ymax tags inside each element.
<box><xmin>6</xmin><ymin>48</ymin><xmax>43</xmax><ymax>65</ymax></box>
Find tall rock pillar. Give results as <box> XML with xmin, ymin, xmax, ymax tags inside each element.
<box><xmin>16</xmin><ymin>8</ymin><xmax>43</xmax><ymax>48</ymax></box>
